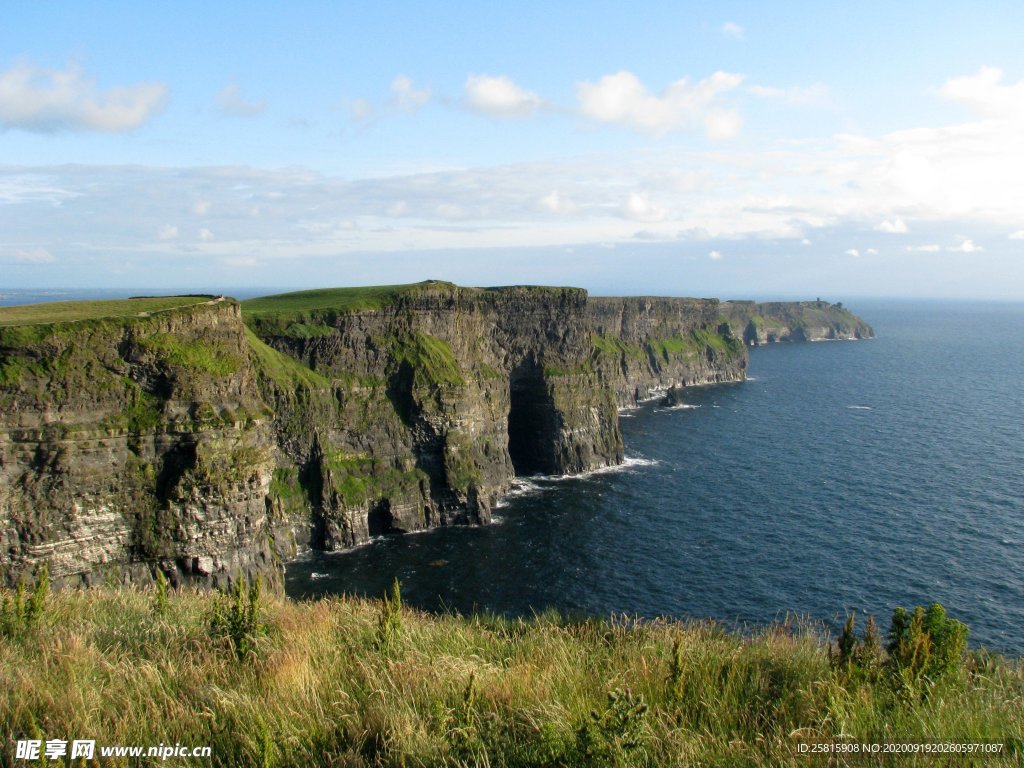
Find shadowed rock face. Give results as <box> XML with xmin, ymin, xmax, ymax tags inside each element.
<box><xmin>0</xmin><ymin>300</ymin><xmax>276</xmax><ymax>589</ymax></box>
<box><xmin>0</xmin><ymin>284</ymin><xmax>871</xmax><ymax>587</ymax></box>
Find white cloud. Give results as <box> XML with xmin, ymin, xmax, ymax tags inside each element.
<box><xmin>866</xmin><ymin>248</ymin><xmax>878</xmax><ymax>255</ymax></box>
<box><xmin>721</xmin><ymin>22</ymin><xmax>745</xmax><ymax>40</ymax></box>
<box><xmin>621</xmin><ymin>192</ymin><xmax>666</xmax><ymax>222</ymax></box>
<box><xmin>198</xmin><ymin>227</ymin><xmax>214</xmax><ymax>241</ymax></box>
<box><xmin>465</xmin><ymin>74</ymin><xmax>541</xmax><ymax>117</ymax></box>
<box><xmin>906</xmin><ymin>244</ymin><xmax>941</xmax><ymax>252</ymax></box>
<box><xmin>157</xmin><ymin>224</ymin><xmax>178</xmax><ymax>240</ymax></box>
<box><xmin>748</xmin><ymin>83</ymin><xmax>829</xmax><ymax>107</ymax></box>
<box><xmin>576</xmin><ymin>70</ymin><xmax>744</xmax><ymax>139</ymax></box>
<box><xmin>844</xmin><ymin>248</ymin><xmax>860</xmax><ymax>257</ymax></box>
<box><xmin>540</xmin><ymin>190</ymin><xmax>576</xmax><ymax>214</ymax></box>
<box><xmin>216</xmin><ymin>82</ymin><xmax>265</xmax><ymax>116</ymax></box>
<box><xmin>193</xmin><ymin>200</ymin><xmax>210</xmax><ymax>216</ymax></box>
<box><xmin>391</xmin><ymin>75</ymin><xmax>430</xmax><ymax>112</ymax></box>
<box><xmin>708</xmin><ymin>249</ymin><xmax>723</xmax><ymax>260</ymax></box>
<box><xmin>876</xmin><ymin>218</ymin><xmax>908</xmax><ymax>233</ymax></box>
<box><xmin>11</xmin><ymin>247</ymin><xmax>56</xmax><ymax>263</ymax></box>
<box><xmin>222</xmin><ymin>257</ymin><xmax>256</xmax><ymax>267</ymax></box>
<box><xmin>941</xmin><ymin>66</ymin><xmax>1024</xmax><ymax>120</ymax></box>
<box><xmin>801</xmin><ymin>238</ymin><xmax>812</xmax><ymax>245</ymax></box>
<box><xmin>349</xmin><ymin>98</ymin><xmax>374</xmax><ymax>120</ymax></box>
<box><xmin>0</xmin><ymin>60</ymin><xmax>166</xmax><ymax>132</ymax></box>
<box><xmin>1009</xmin><ymin>230</ymin><xmax>1024</xmax><ymax>239</ymax></box>
<box><xmin>948</xmin><ymin>238</ymin><xmax>983</xmax><ymax>253</ymax></box>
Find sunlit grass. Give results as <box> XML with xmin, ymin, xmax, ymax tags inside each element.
<box><xmin>1</xmin><ymin>586</ymin><xmax>1021</xmax><ymax>766</ymax></box>
<box><xmin>0</xmin><ymin>296</ymin><xmax>214</xmax><ymax>326</ymax></box>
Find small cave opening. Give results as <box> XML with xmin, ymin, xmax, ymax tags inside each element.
<box><xmin>367</xmin><ymin>502</ymin><xmax>393</xmax><ymax>537</ymax></box>
<box><xmin>507</xmin><ymin>363</ymin><xmax>557</xmax><ymax>476</ymax></box>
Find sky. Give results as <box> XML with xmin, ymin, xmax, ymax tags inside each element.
<box><xmin>2</xmin><ymin>1</ymin><xmax>1023</xmax><ymax>300</ymax></box>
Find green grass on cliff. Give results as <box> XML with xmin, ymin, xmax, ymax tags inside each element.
<box><xmin>244</xmin><ymin>327</ymin><xmax>332</xmax><ymax>390</ymax></box>
<box><xmin>0</xmin><ymin>296</ymin><xmax>214</xmax><ymax>327</ymax></box>
<box><xmin>1</xmin><ymin>586</ymin><xmax>1021</xmax><ymax>767</ymax></box>
<box><xmin>242</xmin><ymin>283</ymin><xmax>438</xmax><ymax>318</ymax></box>
<box><xmin>592</xmin><ymin>327</ymin><xmax>745</xmax><ymax>365</ymax></box>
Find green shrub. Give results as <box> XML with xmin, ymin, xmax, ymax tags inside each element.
<box><xmin>832</xmin><ymin>611</ymin><xmax>884</xmax><ymax>686</ymax></box>
<box><xmin>210</xmin><ymin>575</ymin><xmax>268</xmax><ymax>661</ymax></box>
<box><xmin>375</xmin><ymin>577</ymin><xmax>403</xmax><ymax>653</ymax></box>
<box><xmin>577</xmin><ymin>687</ymin><xmax>649</xmax><ymax>767</ymax></box>
<box><xmin>887</xmin><ymin>603</ymin><xmax>968</xmax><ymax>696</ymax></box>
<box><xmin>0</xmin><ymin>565</ymin><xmax>48</xmax><ymax>639</ymax></box>
<box><xmin>152</xmin><ymin>569</ymin><xmax>170</xmax><ymax>618</ymax></box>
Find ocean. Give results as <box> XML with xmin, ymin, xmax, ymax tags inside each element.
<box><xmin>285</xmin><ymin>300</ymin><xmax>1024</xmax><ymax>654</ymax></box>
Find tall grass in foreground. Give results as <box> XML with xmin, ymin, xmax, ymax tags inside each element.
<box><xmin>1</xmin><ymin>584</ymin><xmax>1021</xmax><ymax>767</ymax></box>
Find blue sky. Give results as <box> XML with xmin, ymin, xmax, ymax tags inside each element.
<box><xmin>2</xmin><ymin>1</ymin><xmax>1023</xmax><ymax>299</ymax></box>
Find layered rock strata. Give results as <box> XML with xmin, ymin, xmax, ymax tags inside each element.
<box><xmin>0</xmin><ymin>299</ymin><xmax>277</xmax><ymax>589</ymax></box>
<box><xmin>588</xmin><ymin>297</ymin><xmax>748</xmax><ymax>408</ymax></box>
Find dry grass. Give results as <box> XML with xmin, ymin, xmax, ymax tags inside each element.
<box><xmin>1</xmin><ymin>586</ymin><xmax>1021</xmax><ymax>766</ymax></box>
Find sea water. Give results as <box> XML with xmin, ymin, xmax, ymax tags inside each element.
<box><xmin>286</xmin><ymin>301</ymin><xmax>1024</xmax><ymax>653</ymax></box>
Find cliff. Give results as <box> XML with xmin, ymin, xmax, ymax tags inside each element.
<box><xmin>0</xmin><ymin>285</ymin><xmax>871</xmax><ymax>587</ymax></box>
<box><xmin>722</xmin><ymin>299</ymin><xmax>874</xmax><ymax>345</ymax></box>
<box><xmin>0</xmin><ymin>297</ymin><xmax>278</xmax><ymax>589</ymax></box>
<box><xmin>588</xmin><ymin>296</ymin><xmax>747</xmax><ymax>407</ymax></box>
<box><xmin>245</xmin><ymin>282</ymin><xmax>623</xmax><ymax>556</ymax></box>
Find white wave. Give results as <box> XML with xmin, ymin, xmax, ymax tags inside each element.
<box><xmin>619</xmin><ymin>413</ymin><xmax>635</xmax><ymax>418</ymax></box>
<box><xmin>531</xmin><ymin>454</ymin><xmax>660</xmax><ymax>482</ymax></box>
<box><xmin>310</xmin><ymin>572</ymin><xmax>330</xmax><ymax>580</ymax></box>
<box><xmin>623</xmin><ymin>454</ymin><xmax>659</xmax><ymax>467</ymax></box>
<box><xmin>655</xmin><ymin>403</ymin><xmax>701</xmax><ymax>412</ymax></box>
<box><xmin>495</xmin><ymin>478</ymin><xmax>544</xmax><ymax>507</ymax></box>
<box><xmin>846</xmin><ymin>405</ymin><xmax>873</xmax><ymax>410</ymax></box>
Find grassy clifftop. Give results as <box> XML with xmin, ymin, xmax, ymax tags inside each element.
<box><xmin>1</xmin><ymin>584</ymin><xmax>1020</xmax><ymax>767</ymax></box>
<box><xmin>0</xmin><ymin>295</ymin><xmax>215</xmax><ymax>327</ymax></box>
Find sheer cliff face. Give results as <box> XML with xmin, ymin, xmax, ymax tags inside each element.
<box><xmin>588</xmin><ymin>297</ymin><xmax>748</xmax><ymax>407</ymax></box>
<box><xmin>0</xmin><ymin>285</ymin><xmax>871</xmax><ymax>587</ymax></box>
<box><xmin>248</xmin><ymin>284</ymin><xmax>624</xmax><ymax>554</ymax></box>
<box><xmin>0</xmin><ymin>300</ymin><xmax>277</xmax><ymax>589</ymax></box>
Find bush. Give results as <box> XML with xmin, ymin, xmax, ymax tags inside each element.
<box><xmin>210</xmin><ymin>575</ymin><xmax>268</xmax><ymax>661</ymax></box>
<box><xmin>375</xmin><ymin>577</ymin><xmax>403</xmax><ymax>652</ymax></box>
<box><xmin>577</xmin><ymin>687</ymin><xmax>649</xmax><ymax>767</ymax></box>
<box><xmin>887</xmin><ymin>603</ymin><xmax>968</xmax><ymax>696</ymax></box>
<box><xmin>152</xmin><ymin>569</ymin><xmax>170</xmax><ymax>618</ymax></box>
<box><xmin>0</xmin><ymin>565</ymin><xmax>48</xmax><ymax>639</ymax></box>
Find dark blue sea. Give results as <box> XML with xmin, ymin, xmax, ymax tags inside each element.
<box><xmin>285</xmin><ymin>300</ymin><xmax>1024</xmax><ymax>654</ymax></box>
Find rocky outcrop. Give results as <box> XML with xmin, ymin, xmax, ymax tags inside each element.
<box><xmin>0</xmin><ymin>299</ymin><xmax>278</xmax><ymax>589</ymax></box>
<box><xmin>0</xmin><ymin>284</ymin><xmax>872</xmax><ymax>588</ymax></box>
<box><xmin>588</xmin><ymin>297</ymin><xmax>747</xmax><ymax>408</ymax></box>
<box><xmin>722</xmin><ymin>300</ymin><xmax>874</xmax><ymax>345</ymax></box>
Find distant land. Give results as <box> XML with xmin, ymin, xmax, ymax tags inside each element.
<box><xmin>0</xmin><ymin>281</ymin><xmax>872</xmax><ymax>588</ymax></box>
